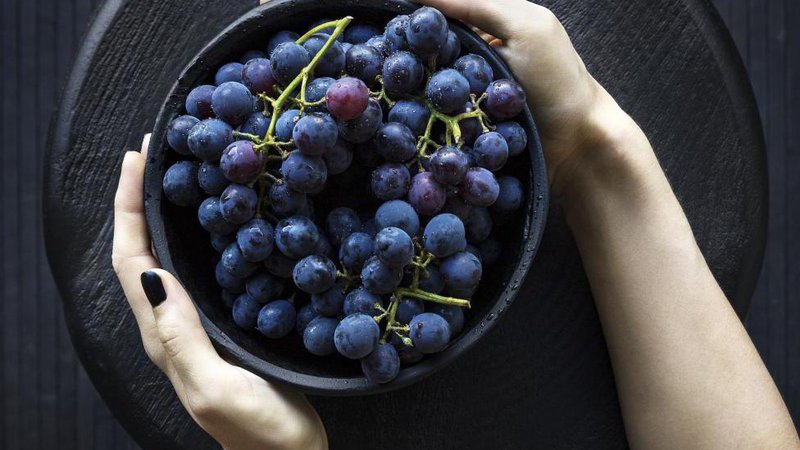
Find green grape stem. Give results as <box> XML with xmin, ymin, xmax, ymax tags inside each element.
<box><xmin>395</xmin><ymin>287</ymin><xmax>471</xmax><ymax>308</ymax></box>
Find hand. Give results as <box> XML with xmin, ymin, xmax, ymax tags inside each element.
<box><xmin>418</xmin><ymin>0</ymin><xmax>649</xmax><ymax>195</ymax></box>
<box><xmin>112</xmin><ymin>135</ymin><xmax>327</xmax><ymax>450</ymax></box>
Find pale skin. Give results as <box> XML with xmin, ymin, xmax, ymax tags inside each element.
<box><xmin>112</xmin><ymin>0</ymin><xmax>799</xmax><ymax>448</ymax></box>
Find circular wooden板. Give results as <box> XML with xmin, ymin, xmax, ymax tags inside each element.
<box><xmin>44</xmin><ymin>0</ymin><xmax>766</xmax><ymax>449</ymax></box>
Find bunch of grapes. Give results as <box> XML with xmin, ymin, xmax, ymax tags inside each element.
<box><xmin>161</xmin><ymin>7</ymin><xmax>528</xmax><ymax>384</ymax></box>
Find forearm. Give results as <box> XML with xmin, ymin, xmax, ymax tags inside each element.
<box><xmin>559</xmin><ymin>93</ymin><xmax>798</xmax><ymax>449</ymax></box>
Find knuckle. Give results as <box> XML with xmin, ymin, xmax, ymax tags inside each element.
<box><xmin>188</xmin><ymin>389</ymin><xmax>226</xmax><ymax>423</ymax></box>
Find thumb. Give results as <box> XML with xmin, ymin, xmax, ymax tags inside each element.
<box><xmin>140</xmin><ymin>269</ymin><xmax>225</xmax><ymax>391</ymax></box>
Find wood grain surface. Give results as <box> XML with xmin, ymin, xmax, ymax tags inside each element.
<box><xmin>0</xmin><ymin>0</ymin><xmax>790</xmax><ymax>448</ymax></box>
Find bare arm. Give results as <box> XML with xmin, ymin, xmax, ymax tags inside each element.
<box><xmin>419</xmin><ymin>0</ymin><xmax>799</xmax><ymax>447</ymax></box>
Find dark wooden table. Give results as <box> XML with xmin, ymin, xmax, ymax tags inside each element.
<box><xmin>43</xmin><ymin>0</ymin><xmax>767</xmax><ymax>448</ymax></box>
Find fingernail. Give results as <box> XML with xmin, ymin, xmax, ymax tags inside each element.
<box><xmin>141</xmin><ymin>271</ymin><xmax>167</xmax><ymax>308</ymax></box>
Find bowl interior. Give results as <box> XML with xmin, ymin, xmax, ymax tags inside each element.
<box><xmin>145</xmin><ymin>0</ymin><xmax>548</xmax><ymax>396</ymax></box>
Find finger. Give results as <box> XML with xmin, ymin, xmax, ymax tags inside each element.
<box><xmin>414</xmin><ymin>0</ymin><xmax>523</xmax><ymax>40</ymax></box>
<box><xmin>141</xmin><ymin>269</ymin><xmax>226</xmax><ymax>392</ymax></box>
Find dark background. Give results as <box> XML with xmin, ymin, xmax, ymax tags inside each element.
<box><xmin>0</xmin><ymin>0</ymin><xmax>796</xmax><ymax>448</ymax></box>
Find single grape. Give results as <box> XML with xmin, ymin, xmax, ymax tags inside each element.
<box><xmin>326</xmin><ymin>207</ymin><xmax>361</xmax><ymax>247</ymax></box>
<box><xmin>311</xmin><ymin>282</ymin><xmax>346</xmax><ymax>316</ymax></box>
<box><xmin>267</xmin><ymin>30</ymin><xmax>300</xmax><ymax>55</ymax></box>
<box><xmin>361</xmin><ymin>343</ymin><xmax>400</xmax><ymax>384</ymax></box>
<box><xmin>390</xmin><ymin>333</ymin><xmax>423</xmax><ymax>364</ymax></box>
<box><xmin>241</xmin><ymin>58</ymin><xmax>277</xmax><ymax>96</ymax></box>
<box><xmin>371</xmin><ymin>163</ymin><xmax>411</xmax><ymax>201</ymax></box>
<box><xmin>163</xmin><ymin>161</ymin><xmax>204</xmax><ymax>206</ymax></box>
<box><xmin>478</xmin><ymin>237</ymin><xmax>502</xmax><ymax>265</ymax></box>
<box><xmin>382</xmin><ymin>51</ymin><xmax>424</xmax><ymax>95</ymax></box>
<box><xmin>409</xmin><ymin>313</ymin><xmax>450</xmax><ymax>353</ymax></box>
<box><xmin>440</xmin><ymin>251</ymin><xmax>482</xmax><ymax>298</ymax></box>
<box><xmin>236</xmin><ymin>218</ymin><xmax>274</xmax><ymax>262</ymax></box>
<box><xmin>265</xmin><ymin>251</ymin><xmax>297</xmax><ymax>279</ymax></box>
<box><xmin>275</xmin><ymin>109</ymin><xmax>301</xmax><ymax>142</ymax></box>
<box><xmin>210</xmin><ymin>233</ymin><xmax>235</xmax><ymax>253</ymax></box>
<box><xmin>240</xmin><ymin>50</ymin><xmax>267</xmax><ymax>63</ymax></box>
<box><xmin>221</xmin><ymin>243</ymin><xmax>258</xmax><ymax>278</ymax></box>
<box><xmin>408</xmin><ymin>172</ymin><xmax>447</xmax><ymax>216</ymax></box>
<box><xmin>314</xmin><ymin>233</ymin><xmax>336</xmax><ymax>259</ymax></box>
<box><xmin>232</xmin><ymin>293</ymin><xmax>262</xmax><ymax>329</ymax></box>
<box><xmin>212</xmin><ymin>81</ymin><xmax>254</xmax><ymax>126</ymax></box>
<box><xmin>338</xmin><ymin>232</ymin><xmax>375</xmax><ymax>273</ymax></box>
<box><xmin>492</xmin><ymin>176</ymin><xmax>524</xmax><ymax>214</ymax></box>
<box><xmin>345</xmin><ymin>44</ymin><xmax>384</xmax><ymax>88</ymax></box>
<box><xmin>167</xmin><ymin>115</ymin><xmax>200</xmax><ymax>155</ymax></box>
<box><xmin>297</xmin><ymin>197</ymin><xmax>316</xmax><ymax>220</ymax></box>
<box><xmin>338</xmin><ymin>98</ymin><xmax>383</xmax><ymax>144</ymax></box>
<box><xmin>396</xmin><ymin>298</ymin><xmax>424</xmax><ymax>324</ymax></box>
<box><xmin>198</xmin><ymin>197</ymin><xmax>238</xmax><ymax>234</ymax></box>
<box><xmin>384</xmin><ymin>15</ymin><xmax>410</xmax><ymax>51</ymax></box>
<box><xmin>361</xmin><ymin>256</ymin><xmax>404</xmax><ymax>295</ymax></box>
<box><xmin>375</xmin><ymin>200</ymin><xmax>419</xmax><ymax>236</ymax></box>
<box><xmin>303</xmin><ymin>316</ymin><xmax>339</xmax><ymax>356</ymax></box>
<box><xmin>344</xmin><ymin>22</ymin><xmax>382</xmax><ymax>44</ymax></box>
<box><xmin>494</xmin><ymin>122</ymin><xmax>528</xmax><ymax>157</ymax></box>
<box><xmin>465</xmin><ymin>206</ymin><xmax>493</xmax><ymax>243</ymax></box>
<box><xmin>292</xmin><ymin>113</ymin><xmax>339</xmax><ymax>156</ymax></box>
<box><xmin>257</xmin><ymin>300</ymin><xmax>296</xmax><ymax>339</ymax></box>
<box><xmin>215</xmin><ymin>62</ymin><xmax>244</xmax><ymax>85</ymax></box>
<box><xmin>270</xmin><ymin>42</ymin><xmax>311</xmax><ymax>86</ymax></box>
<box><xmin>246</xmin><ymin>271</ymin><xmax>284</xmax><ymax>303</ymax></box>
<box><xmin>406</xmin><ymin>7</ymin><xmax>448</xmax><ymax>58</ymax></box>
<box><xmin>280</xmin><ymin>151</ymin><xmax>328</xmax><ymax>194</ymax></box>
<box><xmin>426</xmin><ymin>69</ymin><xmax>470</xmax><ymax>114</ymax></box>
<box><xmin>275</xmin><ymin>216</ymin><xmax>320</xmax><ymax>259</ymax></box>
<box><xmin>453</xmin><ymin>54</ymin><xmax>494</xmax><ymax>95</ymax></box>
<box><xmin>387</xmin><ymin>101</ymin><xmax>428</xmax><ymax>138</ymax></box>
<box><xmin>428</xmin><ymin>304</ymin><xmax>464</xmax><ymax>338</ymax></box>
<box><xmin>436</xmin><ymin>30</ymin><xmax>461</xmax><ymax>68</ymax></box>
<box><xmin>365</xmin><ymin>35</ymin><xmax>394</xmax><ymax>57</ymax></box>
<box><xmin>187</xmin><ymin>118</ymin><xmax>234</xmax><ymax>161</ymax></box>
<box><xmin>268</xmin><ymin>181</ymin><xmax>307</xmax><ymax>216</ymax></box>
<box><xmin>423</xmin><ymin>213</ymin><xmax>467</xmax><ymax>258</ymax></box>
<box><xmin>302</xmin><ymin>33</ymin><xmax>346</xmax><ymax>77</ymax></box>
<box><xmin>296</xmin><ymin>303</ymin><xmax>320</xmax><ymax>335</ymax></box>
<box><xmin>216</xmin><ymin>260</ymin><xmax>245</xmax><ymax>293</ymax></box>
<box><xmin>418</xmin><ymin>265</ymin><xmax>445</xmax><ymax>293</ymax></box>
<box><xmin>374</xmin><ymin>227</ymin><xmax>414</xmax><ymax>268</ymax></box>
<box><xmin>485</xmin><ymin>79</ymin><xmax>526</xmax><ymax>119</ymax></box>
<box><xmin>323</xmin><ymin>139</ymin><xmax>354</xmax><ymax>175</ymax></box>
<box><xmin>441</xmin><ymin>195</ymin><xmax>473</xmax><ymax>223</ymax></box>
<box><xmin>220</xmin><ymin>140</ymin><xmax>264</xmax><ymax>183</ymax></box>
<box><xmin>473</xmin><ymin>132</ymin><xmax>509</xmax><ymax>171</ymax></box>
<box><xmin>219</xmin><ymin>183</ymin><xmax>258</xmax><ymax>224</ymax></box>
<box><xmin>326</xmin><ymin>77</ymin><xmax>369</xmax><ymax>120</ymax></box>
<box><xmin>376</xmin><ymin>122</ymin><xmax>417</xmax><ymax>162</ymax></box>
<box><xmin>343</xmin><ymin>287</ymin><xmax>384</xmax><ymax>316</ymax></box>
<box><xmin>185</xmin><ymin>85</ymin><xmax>215</xmax><ymax>119</ymax></box>
<box><xmin>460</xmin><ymin>167</ymin><xmax>500</xmax><ymax>207</ymax></box>
<box><xmin>293</xmin><ymin>255</ymin><xmax>337</xmax><ymax>294</ymax></box>
<box><xmin>334</xmin><ymin>313</ymin><xmax>380</xmax><ymax>359</ymax></box>
<box><xmin>304</xmin><ymin>77</ymin><xmax>335</xmax><ymax>113</ymax></box>
<box><xmin>238</xmin><ymin>111</ymin><xmax>270</xmax><ymax>139</ymax></box>
<box><xmin>429</xmin><ymin>146</ymin><xmax>470</xmax><ymax>186</ymax></box>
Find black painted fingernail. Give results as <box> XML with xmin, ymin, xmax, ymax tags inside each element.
<box><xmin>141</xmin><ymin>271</ymin><xmax>167</xmax><ymax>308</ymax></box>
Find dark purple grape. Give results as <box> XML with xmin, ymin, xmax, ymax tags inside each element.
<box><xmin>326</xmin><ymin>207</ymin><xmax>362</xmax><ymax>247</ymax></box>
<box><xmin>280</xmin><ymin>151</ymin><xmax>328</xmax><ymax>194</ymax></box>
<box><xmin>296</xmin><ymin>303</ymin><xmax>320</xmax><ymax>335</ymax></box>
<box><xmin>441</xmin><ymin>195</ymin><xmax>472</xmax><ymax>223</ymax></box>
<box><xmin>384</xmin><ymin>15</ymin><xmax>410</xmax><ymax>51</ymax></box>
<box><xmin>465</xmin><ymin>206</ymin><xmax>492</xmax><ymax>243</ymax></box>
<box><xmin>236</xmin><ymin>218</ymin><xmax>274</xmax><ymax>262</ymax></box>
<box><xmin>167</xmin><ymin>115</ymin><xmax>200</xmax><ymax>155</ymax></box>
<box><xmin>459</xmin><ymin>167</ymin><xmax>499</xmax><ymax>207</ymax></box>
<box><xmin>242</xmin><ymin>58</ymin><xmax>277</xmax><ymax>96</ymax></box>
<box><xmin>292</xmin><ymin>113</ymin><xmax>338</xmax><ymax>156</ymax></box>
<box><xmin>409</xmin><ymin>313</ymin><xmax>450</xmax><ymax>353</ymax></box>
<box><xmin>365</xmin><ymin>35</ymin><xmax>394</xmax><ymax>57</ymax></box>
<box><xmin>216</xmin><ymin>260</ymin><xmax>245</xmax><ymax>293</ymax></box>
<box><xmin>345</xmin><ymin>44</ymin><xmax>384</xmax><ymax>88</ymax></box>
<box><xmin>361</xmin><ymin>256</ymin><xmax>403</xmax><ymax>295</ymax></box>
<box><xmin>371</xmin><ymin>162</ymin><xmax>411</xmax><ymax>200</ymax></box>
<box><xmin>382</xmin><ymin>51</ymin><xmax>424</xmax><ymax>95</ymax></box>
<box><xmin>267</xmin><ymin>30</ymin><xmax>300</xmax><ymax>55</ymax></box>
<box><xmin>219</xmin><ymin>184</ymin><xmax>258</xmax><ymax>224</ymax></box>
<box><xmin>221</xmin><ymin>243</ymin><xmax>258</xmax><ymax>278</ymax></box>
<box><xmin>302</xmin><ymin>33</ymin><xmax>346</xmax><ymax>77</ymax></box>
<box><xmin>429</xmin><ymin>146</ymin><xmax>470</xmax><ymax>185</ymax></box>
<box><xmin>485</xmin><ymin>79</ymin><xmax>526</xmax><ymax>119</ymax></box>
<box><xmin>342</xmin><ymin>42</ymin><xmax>353</xmax><ymax>54</ymax></box>
<box><xmin>436</xmin><ymin>30</ymin><xmax>461</xmax><ymax>68</ymax></box>
<box><xmin>257</xmin><ymin>300</ymin><xmax>296</xmax><ymax>338</ymax></box>
<box><xmin>376</xmin><ymin>122</ymin><xmax>417</xmax><ymax>162</ymax></box>
<box><xmin>163</xmin><ymin>161</ymin><xmax>204</xmax><ymax>206</ymax></box>
<box><xmin>473</xmin><ymin>132</ymin><xmax>509</xmax><ymax>171</ymax></box>
<box><xmin>311</xmin><ymin>282</ymin><xmax>346</xmax><ymax>316</ymax></box>
<box><xmin>232</xmin><ymin>293</ymin><xmax>261</xmax><ymax>329</ymax></box>
<box><xmin>238</xmin><ymin>111</ymin><xmax>270</xmax><ymax>139</ymax></box>
<box><xmin>198</xmin><ymin>197</ymin><xmax>237</xmax><ymax>234</ymax></box>
<box><xmin>478</xmin><ymin>237</ymin><xmax>502</xmax><ymax>265</ymax></box>
<box><xmin>361</xmin><ymin>343</ymin><xmax>400</xmax><ymax>384</ymax></box>
<box><xmin>440</xmin><ymin>251</ymin><xmax>482</xmax><ymax>298</ymax></box>
<box><xmin>338</xmin><ymin>98</ymin><xmax>383</xmax><ymax>144</ymax></box>
<box><xmin>323</xmin><ymin>139</ymin><xmax>354</xmax><ymax>175</ymax></box>
<box><xmin>187</xmin><ymin>119</ymin><xmax>234</xmax><ymax>161</ymax></box>
<box><xmin>492</xmin><ymin>176</ymin><xmax>524</xmax><ymax>214</ymax></box>
<box><xmin>275</xmin><ymin>109</ymin><xmax>301</xmax><ymax>142</ymax></box>
<box><xmin>374</xmin><ymin>227</ymin><xmax>414</xmax><ymax>268</ymax></box>
<box><xmin>423</xmin><ymin>213</ymin><xmax>467</xmax><ymax>258</ymax></box>
<box><xmin>344</xmin><ymin>22</ymin><xmax>382</xmax><ymax>44</ymax></box>
<box><xmin>343</xmin><ymin>287</ymin><xmax>384</xmax><ymax>316</ymax></box>
<box><xmin>453</xmin><ymin>54</ymin><xmax>494</xmax><ymax>95</ymax></box>
<box><xmin>211</xmin><ymin>233</ymin><xmax>235</xmax><ymax>253</ymax></box>
<box><xmin>240</xmin><ymin>50</ymin><xmax>267</xmax><ymax>63</ymax></box>
<box><xmin>406</xmin><ymin>7</ymin><xmax>448</xmax><ymax>58</ymax></box>
<box><xmin>215</xmin><ymin>62</ymin><xmax>244</xmax><ymax>85</ymax></box>
<box><xmin>428</xmin><ymin>304</ymin><xmax>464</xmax><ymax>338</ymax></box>
<box><xmin>408</xmin><ymin>172</ymin><xmax>447</xmax><ymax>216</ymax></box>
<box><xmin>268</xmin><ymin>181</ymin><xmax>307</xmax><ymax>216</ymax></box>
<box><xmin>314</xmin><ymin>233</ymin><xmax>336</xmax><ymax>259</ymax></box>
<box><xmin>304</xmin><ymin>316</ymin><xmax>339</xmax><ymax>356</ymax></box>
<box><xmin>246</xmin><ymin>271</ymin><xmax>284</xmax><ymax>303</ymax></box>
<box><xmin>270</xmin><ymin>42</ymin><xmax>311</xmax><ymax>86</ymax></box>
<box><xmin>388</xmin><ymin>100</ymin><xmax>430</xmax><ymax>136</ymax></box>
<box><xmin>339</xmin><ymin>232</ymin><xmax>375</xmax><ymax>273</ymax></box>
<box><xmin>334</xmin><ymin>313</ymin><xmax>380</xmax><ymax>359</ymax></box>
<box><xmin>304</xmin><ymin>77</ymin><xmax>335</xmax><ymax>113</ymax></box>
<box><xmin>391</xmin><ymin>333</ymin><xmax>423</xmax><ymax>364</ymax></box>
<box><xmin>275</xmin><ymin>216</ymin><xmax>320</xmax><ymax>259</ymax></box>
<box><xmin>418</xmin><ymin>265</ymin><xmax>444</xmax><ymax>293</ymax></box>
<box><xmin>185</xmin><ymin>85</ymin><xmax>215</xmax><ymax>119</ymax></box>
<box><xmin>220</xmin><ymin>140</ymin><xmax>264</xmax><ymax>183</ymax></box>
<box><xmin>426</xmin><ymin>69</ymin><xmax>470</xmax><ymax>114</ymax></box>
<box><xmin>211</xmin><ymin>82</ymin><xmax>254</xmax><ymax>126</ymax></box>
<box><xmin>396</xmin><ymin>298</ymin><xmax>424</xmax><ymax>324</ymax></box>
<box><xmin>375</xmin><ymin>200</ymin><xmax>419</xmax><ymax>237</ymax></box>
<box><xmin>265</xmin><ymin>251</ymin><xmax>297</xmax><ymax>279</ymax></box>
<box><xmin>495</xmin><ymin>121</ymin><xmax>528</xmax><ymax>157</ymax></box>
<box><xmin>326</xmin><ymin>77</ymin><xmax>369</xmax><ymax>120</ymax></box>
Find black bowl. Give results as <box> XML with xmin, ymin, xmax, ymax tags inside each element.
<box><xmin>144</xmin><ymin>0</ymin><xmax>548</xmax><ymax>396</ymax></box>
